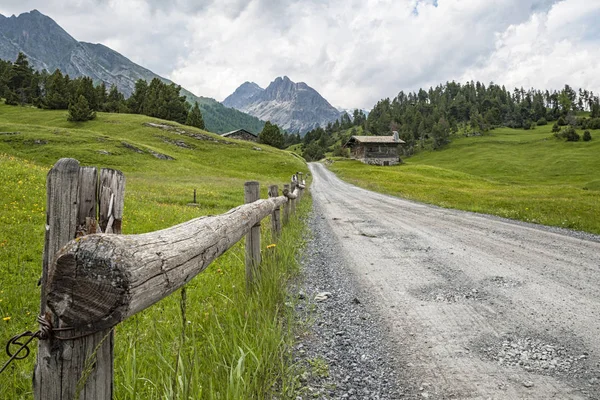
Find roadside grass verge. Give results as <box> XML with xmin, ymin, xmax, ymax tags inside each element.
<box><xmin>328</xmin><ymin>124</ymin><xmax>600</xmax><ymax>234</ymax></box>
<box><xmin>0</xmin><ymin>104</ymin><xmax>309</xmax><ymax>399</ymax></box>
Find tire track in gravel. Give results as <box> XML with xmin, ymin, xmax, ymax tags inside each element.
<box><xmin>305</xmin><ymin>162</ymin><xmax>600</xmax><ymax>399</ymax></box>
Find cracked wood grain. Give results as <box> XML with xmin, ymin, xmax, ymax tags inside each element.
<box><xmin>46</xmin><ymin>195</ymin><xmax>290</xmax><ymax>332</ymax></box>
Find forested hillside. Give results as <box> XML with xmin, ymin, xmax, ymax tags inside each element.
<box><xmin>0</xmin><ymin>53</ymin><xmax>205</xmax><ymax>128</ymax></box>
<box><xmin>299</xmin><ymin>81</ymin><xmax>600</xmax><ymax>160</ymax></box>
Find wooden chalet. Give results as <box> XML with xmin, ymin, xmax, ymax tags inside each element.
<box><xmin>344</xmin><ymin>131</ymin><xmax>405</xmax><ymax>166</ymax></box>
<box><xmin>220</xmin><ymin>129</ymin><xmax>258</xmax><ymax>142</ymax></box>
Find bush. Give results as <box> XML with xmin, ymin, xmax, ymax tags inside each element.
<box><xmin>551</xmin><ymin>123</ymin><xmax>560</xmax><ymax>133</ymax></box>
<box><xmin>583</xmin><ymin>130</ymin><xmax>592</xmax><ymax>142</ymax></box>
<box><xmin>557</xmin><ymin>116</ymin><xmax>567</xmax><ymax>126</ymax></box>
<box><xmin>523</xmin><ymin>120</ymin><xmax>532</xmax><ymax>130</ymax></box>
<box><xmin>302</xmin><ymin>141</ymin><xmax>325</xmax><ymax>161</ymax></box>
<box><xmin>588</xmin><ymin>118</ymin><xmax>600</xmax><ymax>130</ymax></box>
<box><xmin>537</xmin><ymin>118</ymin><xmax>547</xmax><ymax>126</ymax></box>
<box><xmin>562</xmin><ymin>126</ymin><xmax>580</xmax><ymax>142</ymax></box>
<box><xmin>331</xmin><ymin>143</ymin><xmax>350</xmax><ymax>158</ymax></box>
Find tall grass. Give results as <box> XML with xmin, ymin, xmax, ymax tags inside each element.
<box><xmin>0</xmin><ymin>104</ymin><xmax>310</xmax><ymax>399</ymax></box>
<box><xmin>114</xmin><ymin>199</ymin><xmax>310</xmax><ymax>399</ymax></box>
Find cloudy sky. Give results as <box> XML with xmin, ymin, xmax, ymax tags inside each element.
<box><xmin>1</xmin><ymin>0</ymin><xmax>599</xmax><ymax>110</ymax></box>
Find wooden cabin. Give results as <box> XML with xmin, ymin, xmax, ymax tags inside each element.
<box><xmin>220</xmin><ymin>129</ymin><xmax>258</xmax><ymax>142</ymax></box>
<box><xmin>344</xmin><ymin>131</ymin><xmax>405</xmax><ymax>166</ymax></box>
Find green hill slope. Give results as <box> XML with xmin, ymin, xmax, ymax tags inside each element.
<box><xmin>0</xmin><ymin>104</ymin><xmax>306</xmax><ymax>399</ymax></box>
<box><xmin>328</xmin><ymin>124</ymin><xmax>600</xmax><ymax>234</ymax></box>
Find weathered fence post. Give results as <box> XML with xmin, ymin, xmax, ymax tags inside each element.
<box><xmin>290</xmin><ymin>180</ymin><xmax>297</xmax><ymax>215</ymax></box>
<box><xmin>245</xmin><ymin>181</ymin><xmax>261</xmax><ymax>288</ymax></box>
<box><xmin>283</xmin><ymin>184</ymin><xmax>290</xmax><ymax>225</ymax></box>
<box><xmin>34</xmin><ymin>159</ymin><xmax>125</xmax><ymax>400</ymax></box>
<box><xmin>298</xmin><ymin>173</ymin><xmax>304</xmax><ymax>200</ymax></box>
<box><xmin>268</xmin><ymin>185</ymin><xmax>281</xmax><ymax>241</ymax></box>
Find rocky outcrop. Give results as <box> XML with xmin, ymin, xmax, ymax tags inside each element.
<box><xmin>223</xmin><ymin>76</ymin><xmax>342</xmax><ymax>135</ymax></box>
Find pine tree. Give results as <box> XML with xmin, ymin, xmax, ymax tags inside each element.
<box><xmin>96</xmin><ymin>82</ymin><xmax>108</xmax><ymax>111</ymax></box>
<box><xmin>75</xmin><ymin>77</ymin><xmax>99</xmax><ymax>111</ymax></box>
<box><xmin>105</xmin><ymin>85</ymin><xmax>127</xmax><ymax>113</ymax></box>
<box><xmin>128</xmin><ymin>79</ymin><xmax>148</xmax><ymax>114</ymax></box>
<box><xmin>44</xmin><ymin>69</ymin><xmax>70</xmax><ymax>109</ymax></box>
<box><xmin>186</xmin><ymin>102</ymin><xmax>205</xmax><ymax>129</ymax></box>
<box><xmin>258</xmin><ymin>121</ymin><xmax>284</xmax><ymax>148</ymax></box>
<box><xmin>68</xmin><ymin>95</ymin><xmax>96</xmax><ymax>122</ymax></box>
<box><xmin>7</xmin><ymin>52</ymin><xmax>35</xmax><ymax>104</ymax></box>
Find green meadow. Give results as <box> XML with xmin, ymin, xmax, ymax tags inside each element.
<box><xmin>0</xmin><ymin>103</ymin><xmax>309</xmax><ymax>399</ymax></box>
<box><xmin>329</xmin><ymin>124</ymin><xmax>600</xmax><ymax>234</ymax></box>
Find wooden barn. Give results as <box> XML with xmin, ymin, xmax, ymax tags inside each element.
<box><xmin>344</xmin><ymin>131</ymin><xmax>405</xmax><ymax>166</ymax></box>
<box><xmin>220</xmin><ymin>129</ymin><xmax>258</xmax><ymax>142</ymax></box>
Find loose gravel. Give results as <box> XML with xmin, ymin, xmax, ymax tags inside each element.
<box><xmin>293</xmin><ymin>203</ymin><xmax>406</xmax><ymax>399</ymax></box>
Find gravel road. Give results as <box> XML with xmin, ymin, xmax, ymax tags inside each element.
<box><xmin>299</xmin><ymin>162</ymin><xmax>600</xmax><ymax>399</ymax></box>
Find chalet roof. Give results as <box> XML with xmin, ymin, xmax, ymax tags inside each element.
<box><xmin>346</xmin><ymin>135</ymin><xmax>406</xmax><ymax>145</ymax></box>
<box><xmin>220</xmin><ymin>128</ymin><xmax>257</xmax><ymax>138</ymax></box>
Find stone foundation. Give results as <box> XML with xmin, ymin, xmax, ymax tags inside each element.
<box><xmin>359</xmin><ymin>157</ymin><xmax>400</xmax><ymax>166</ymax></box>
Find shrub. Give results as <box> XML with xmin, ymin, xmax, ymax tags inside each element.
<box><xmin>302</xmin><ymin>141</ymin><xmax>325</xmax><ymax>161</ymax></box>
<box><xmin>523</xmin><ymin>120</ymin><xmax>534</xmax><ymax>130</ymax></box>
<box><xmin>557</xmin><ymin>116</ymin><xmax>567</xmax><ymax>126</ymax></box>
<box><xmin>331</xmin><ymin>143</ymin><xmax>350</xmax><ymax>158</ymax></box>
<box><xmin>537</xmin><ymin>117</ymin><xmax>547</xmax><ymax>126</ymax></box>
<box><xmin>588</xmin><ymin>118</ymin><xmax>600</xmax><ymax>130</ymax></box>
<box><xmin>551</xmin><ymin>123</ymin><xmax>560</xmax><ymax>133</ymax></box>
<box><xmin>562</xmin><ymin>126</ymin><xmax>580</xmax><ymax>142</ymax></box>
<box><xmin>583</xmin><ymin>130</ymin><xmax>592</xmax><ymax>142</ymax></box>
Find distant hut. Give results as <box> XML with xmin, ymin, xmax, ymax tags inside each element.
<box><xmin>220</xmin><ymin>129</ymin><xmax>258</xmax><ymax>142</ymax></box>
<box><xmin>344</xmin><ymin>131</ymin><xmax>405</xmax><ymax>166</ymax></box>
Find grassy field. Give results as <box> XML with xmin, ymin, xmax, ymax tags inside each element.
<box><xmin>0</xmin><ymin>103</ymin><xmax>309</xmax><ymax>399</ymax></box>
<box><xmin>328</xmin><ymin>124</ymin><xmax>600</xmax><ymax>234</ymax></box>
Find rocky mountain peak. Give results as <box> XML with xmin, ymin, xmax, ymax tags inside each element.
<box><xmin>0</xmin><ymin>9</ymin><xmax>79</xmax><ymax>71</ymax></box>
<box><xmin>222</xmin><ymin>76</ymin><xmax>342</xmax><ymax>134</ymax></box>
<box><xmin>222</xmin><ymin>81</ymin><xmax>264</xmax><ymax>109</ymax></box>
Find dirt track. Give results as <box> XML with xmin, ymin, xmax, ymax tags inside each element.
<box><xmin>308</xmin><ymin>162</ymin><xmax>600</xmax><ymax>399</ymax></box>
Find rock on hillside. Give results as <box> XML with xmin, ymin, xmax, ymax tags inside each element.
<box><xmin>223</xmin><ymin>76</ymin><xmax>342</xmax><ymax>135</ymax></box>
<box><xmin>0</xmin><ymin>10</ymin><xmax>263</xmax><ymax>134</ymax></box>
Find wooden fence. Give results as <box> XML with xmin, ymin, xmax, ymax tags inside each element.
<box><xmin>31</xmin><ymin>158</ymin><xmax>306</xmax><ymax>400</ymax></box>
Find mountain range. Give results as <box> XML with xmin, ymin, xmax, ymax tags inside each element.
<box><xmin>223</xmin><ymin>77</ymin><xmax>343</xmax><ymax>134</ymax></box>
<box><xmin>0</xmin><ymin>10</ymin><xmax>263</xmax><ymax>133</ymax></box>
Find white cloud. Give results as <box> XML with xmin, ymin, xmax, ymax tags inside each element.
<box><xmin>2</xmin><ymin>0</ymin><xmax>599</xmax><ymax>110</ymax></box>
<box><xmin>460</xmin><ymin>0</ymin><xmax>600</xmax><ymax>94</ymax></box>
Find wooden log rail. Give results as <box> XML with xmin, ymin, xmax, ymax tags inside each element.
<box><xmin>31</xmin><ymin>159</ymin><xmax>307</xmax><ymax>400</ymax></box>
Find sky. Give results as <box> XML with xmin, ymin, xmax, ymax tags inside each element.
<box><xmin>1</xmin><ymin>0</ymin><xmax>599</xmax><ymax>110</ymax></box>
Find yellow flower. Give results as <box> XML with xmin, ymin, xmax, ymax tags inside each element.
<box><xmin>266</xmin><ymin>244</ymin><xmax>276</xmax><ymax>249</ymax></box>
<box><xmin>3</xmin><ymin>316</ymin><xmax>10</xmax><ymax>321</ymax></box>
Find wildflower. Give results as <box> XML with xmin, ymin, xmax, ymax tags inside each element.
<box><xmin>3</xmin><ymin>316</ymin><xmax>10</xmax><ymax>321</ymax></box>
<box><xmin>266</xmin><ymin>244</ymin><xmax>276</xmax><ymax>249</ymax></box>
